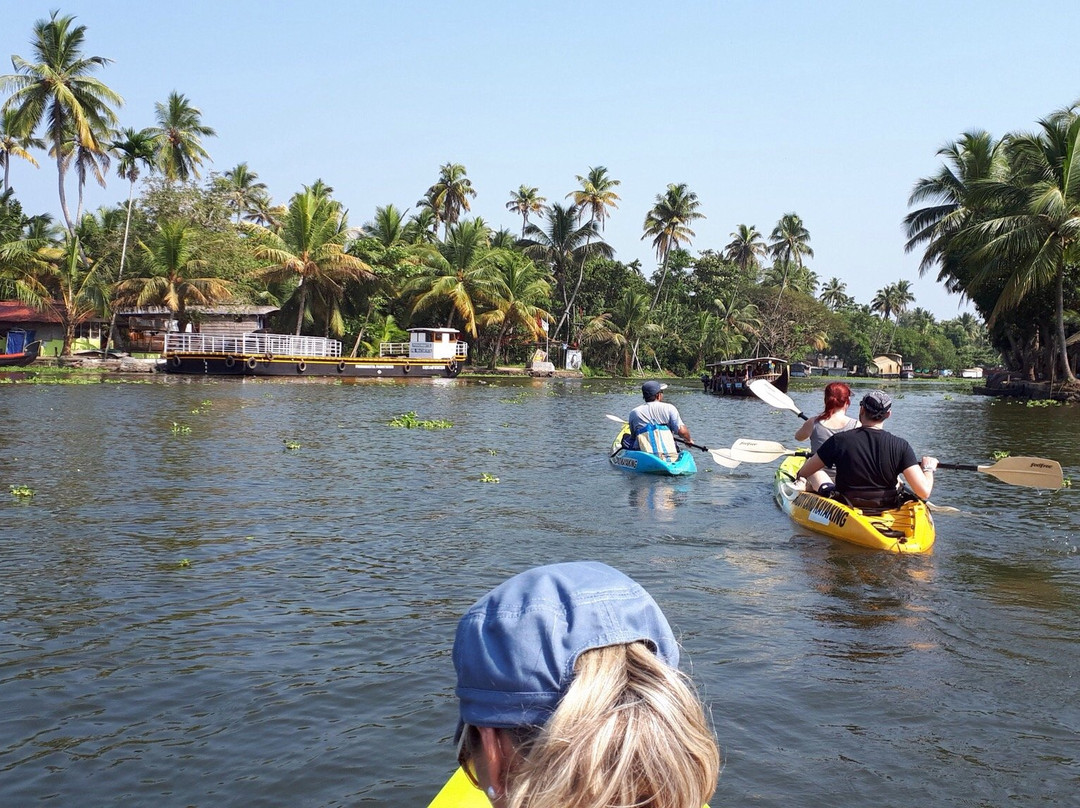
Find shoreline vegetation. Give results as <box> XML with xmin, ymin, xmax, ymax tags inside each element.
<box><xmin>1</xmin><ymin>12</ymin><xmax>1077</xmax><ymax>386</ymax></box>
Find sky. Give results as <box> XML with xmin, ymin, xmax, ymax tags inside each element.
<box><xmin>3</xmin><ymin>0</ymin><xmax>1078</xmax><ymax>321</ymax></box>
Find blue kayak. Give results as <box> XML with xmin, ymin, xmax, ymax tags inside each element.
<box><xmin>610</xmin><ymin>426</ymin><xmax>697</xmax><ymax>476</ymax></box>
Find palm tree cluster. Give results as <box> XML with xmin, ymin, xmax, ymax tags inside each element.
<box><xmin>0</xmin><ymin>10</ymin><xmax>1018</xmax><ymax>376</ymax></box>
<box><xmin>906</xmin><ymin>105</ymin><xmax>1080</xmax><ymax>383</ymax></box>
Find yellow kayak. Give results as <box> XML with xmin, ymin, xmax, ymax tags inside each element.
<box><xmin>773</xmin><ymin>454</ymin><xmax>935</xmax><ymax>553</ymax></box>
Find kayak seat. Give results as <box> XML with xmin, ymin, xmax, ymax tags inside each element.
<box><xmin>636</xmin><ymin>425</ymin><xmax>679</xmax><ymax>461</ymax></box>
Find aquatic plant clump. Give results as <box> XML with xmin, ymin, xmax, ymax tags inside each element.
<box><xmin>389</xmin><ymin>411</ymin><xmax>453</xmax><ymax>429</ymax></box>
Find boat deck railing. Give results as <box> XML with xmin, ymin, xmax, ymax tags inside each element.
<box><xmin>379</xmin><ymin>341</ymin><xmax>470</xmax><ymax>359</ymax></box>
<box><xmin>164</xmin><ymin>333</ymin><xmax>342</xmax><ymax>358</ymax></box>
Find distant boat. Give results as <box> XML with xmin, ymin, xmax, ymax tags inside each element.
<box><xmin>163</xmin><ymin>327</ymin><xmax>467</xmax><ymax>378</ymax></box>
<box><xmin>704</xmin><ymin>357</ymin><xmax>789</xmax><ymax>396</ymax></box>
<box><xmin>900</xmin><ymin>363</ymin><xmax>915</xmax><ymax>380</ymax></box>
<box><xmin>0</xmin><ymin>339</ymin><xmax>41</xmax><ymax>368</ymax></box>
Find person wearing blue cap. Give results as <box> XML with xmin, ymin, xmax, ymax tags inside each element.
<box><xmin>623</xmin><ymin>380</ymin><xmax>693</xmax><ymax>452</ymax></box>
<box><xmin>451</xmin><ymin>561</ymin><xmax>719</xmax><ymax>808</ymax></box>
<box><xmin>796</xmin><ymin>389</ymin><xmax>938</xmax><ymax>508</ymax></box>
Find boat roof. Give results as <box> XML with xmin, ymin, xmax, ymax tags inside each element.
<box><xmin>407</xmin><ymin>327</ymin><xmax>460</xmax><ymax>335</ymax></box>
<box><xmin>705</xmin><ymin>357</ymin><xmax>788</xmax><ymax>368</ymax></box>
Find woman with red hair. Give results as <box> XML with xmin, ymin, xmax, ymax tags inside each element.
<box><xmin>794</xmin><ymin>381</ymin><xmax>857</xmax><ymax>491</ymax></box>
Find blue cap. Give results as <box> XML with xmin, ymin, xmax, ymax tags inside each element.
<box><xmin>453</xmin><ymin>562</ymin><xmax>678</xmax><ymax>736</ymax></box>
<box><xmin>642</xmin><ymin>380</ymin><xmax>668</xmax><ymax>400</ymax></box>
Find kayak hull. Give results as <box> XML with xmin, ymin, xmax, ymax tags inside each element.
<box><xmin>773</xmin><ymin>454</ymin><xmax>935</xmax><ymax>553</ymax></box>
<box><xmin>610</xmin><ymin>428</ymin><xmax>697</xmax><ymax>476</ymax></box>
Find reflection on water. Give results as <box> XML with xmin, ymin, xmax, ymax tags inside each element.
<box><xmin>0</xmin><ymin>379</ymin><xmax>1077</xmax><ymax>807</ymax></box>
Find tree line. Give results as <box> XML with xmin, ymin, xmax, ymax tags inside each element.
<box><xmin>2</xmin><ymin>10</ymin><xmax>1069</xmax><ymax>380</ymax></box>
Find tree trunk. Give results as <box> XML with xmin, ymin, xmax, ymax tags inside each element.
<box><xmin>102</xmin><ymin>181</ymin><xmax>137</xmax><ymax>357</ymax></box>
<box><xmin>57</xmin><ymin>154</ymin><xmax>75</xmax><ymax>234</ymax></box>
<box><xmin>1054</xmin><ymin>268</ymin><xmax>1076</xmax><ymax>382</ymax></box>
<box><xmin>294</xmin><ymin>280</ymin><xmax>307</xmax><ymax>336</ymax></box>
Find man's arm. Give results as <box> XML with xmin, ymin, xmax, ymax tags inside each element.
<box><xmin>796</xmin><ymin>453</ymin><xmax>826</xmax><ymax>480</ymax></box>
<box><xmin>901</xmin><ymin>456</ymin><xmax>937</xmax><ymax>500</ymax></box>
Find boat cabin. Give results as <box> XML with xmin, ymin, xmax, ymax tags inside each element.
<box><xmin>380</xmin><ymin>328</ymin><xmax>468</xmax><ymax>361</ymax></box>
<box><xmin>704</xmin><ymin>356</ymin><xmax>789</xmax><ymax>395</ymax></box>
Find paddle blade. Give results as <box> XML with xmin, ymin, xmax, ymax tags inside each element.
<box><xmin>605</xmin><ymin>414</ymin><xmax>628</xmax><ymax>424</ymax></box>
<box><xmin>728</xmin><ymin>438</ymin><xmax>797</xmax><ymax>463</ymax></box>
<box><xmin>748</xmin><ymin>379</ymin><xmax>807</xmax><ymax>419</ymax></box>
<box><xmin>979</xmin><ymin>456</ymin><xmax>1064</xmax><ymax>490</ymax></box>
<box><xmin>708</xmin><ymin>448</ymin><xmax>741</xmax><ymax>469</ymax></box>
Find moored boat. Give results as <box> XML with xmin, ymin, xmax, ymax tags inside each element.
<box><xmin>609</xmin><ymin>426</ymin><xmax>697</xmax><ymax>476</ymax></box>
<box><xmin>0</xmin><ymin>339</ymin><xmax>41</xmax><ymax>368</ymax></box>
<box><xmin>704</xmin><ymin>357</ymin><xmax>789</xmax><ymax>396</ymax></box>
<box><xmin>163</xmin><ymin>327</ymin><xmax>467</xmax><ymax>378</ymax></box>
<box><xmin>773</xmin><ymin>453</ymin><xmax>935</xmax><ymax>553</ymax></box>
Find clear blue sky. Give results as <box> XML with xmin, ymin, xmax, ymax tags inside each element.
<box><xmin>4</xmin><ymin>1</ymin><xmax>1078</xmax><ymax>319</ymax></box>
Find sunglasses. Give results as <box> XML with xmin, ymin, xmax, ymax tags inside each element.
<box><xmin>456</xmin><ymin>723</ymin><xmax>481</xmax><ymax>789</ymax></box>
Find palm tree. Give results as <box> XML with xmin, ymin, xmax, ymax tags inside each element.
<box><xmin>642</xmin><ymin>183</ymin><xmax>704</xmax><ymax>310</ymax></box>
<box><xmin>420</xmin><ymin>162</ymin><xmax>476</xmax><ymax>238</ymax></box>
<box><xmin>506</xmin><ymin>185</ymin><xmax>547</xmax><ymax>237</ymax></box>
<box><xmin>904</xmin><ymin>130</ymin><xmax>1007</xmax><ymax>289</ymax></box>
<box><xmin>569</xmin><ymin>166</ymin><xmax>620</xmax><ymax>231</ymax></box>
<box><xmin>0</xmin><ymin>108</ymin><xmax>43</xmax><ymax>193</ymax></box>
<box><xmin>520</xmin><ymin>202</ymin><xmax>611</xmax><ymax>340</ymax></box>
<box><xmin>580</xmin><ymin>289</ymin><xmax>657</xmax><ymax>376</ymax></box>
<box><xmin>723</xmin><ymin>224</ymin><xmax>767</xmax><ymax>276</ymax></box>
<box><xmin>966</xmin><ymin>113</ymin><xmax>1080</xmax><ymax>382</ymax></box>
<box><xmin>871</xmin><ymin>280</ymin><xmax>915</xmax><ymax>353</ymax></box>
<box><xmin>767</xmin><ymin>213</ymin><xmax>813</xmax><ymax>313</ymax></box>
<box><xmin>116</xmin><ymin>220</ymin><xmax>234</xmax><ymax>331</ymax></box>
<box><xmin>102</xmin><ymin>127</ymin><xmax>157</xmax><ymax>355</ymax></box>
<box><xmin>1</xmin><ymin>10</ymin><xmax>122</xmax><ymax>233</ymax></box>
<box><xmin>477</xmin><ymin>251</ymin><xmax>552</xmax><ymax>368</ymax></box>
<box><xmin>148</xmin><ymin>91</ymin><xmax>216</xmax><ymax>182</ymax></box>
<box><xmin>39</xmin><ymin>233</ymin><xmax>110</xmax><ymax>355</ymax></box>
<box><xmin>247</xmin><ymin>190</ymin><xmax>285</xmax><ymax>230</ymax></box>
<box><xmin>819</xmin><ymin>277</ymin><xmax>849</xmax><ymax>310</ymax></box>
<box><xmin>219</xmin><ymin>162</ymin><xmax>268</xmax><ymax>224</ymax></box>
<box><xmin>249</xmin><ymin>189</ymin><xmax>374</xmax><ymax>336</ymax></box>
<box><xmin>405</xmin><ymin>218</ymin><xmax>502</xmax><ymax>338</ymax></box>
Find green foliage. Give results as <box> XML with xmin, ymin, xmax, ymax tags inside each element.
<box><xmin>480</xmin><ymin>472</ymin><xmax>500</xmax><ymax>483</ymax></box>
<box><xmin>283</xmin><ymin>439</ymin><xmax>301</xmax><ymax>449</ymax></box>
<box><xmin>9</xmin><ymin>484</ymin><xmax>34</xmax><ymax>498</ymax></box>
<box><xmin>170</xmin><ymin>421</ymin><xmax>191</xmax><ymax>434</ymax></box>
<box><xmin>388</xmin><ymin>411</ymin><xmax>452</xmax><ymax>429</ymax></box>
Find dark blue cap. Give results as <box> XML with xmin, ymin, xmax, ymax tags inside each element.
<box><xmin>453</xmin><ymin>562</ymin><xmax>678</xmax><ymax>736</ymax></box>
<box><xmin>642</xmin><ymin>381</ymin><xmax>668</xmax><ymax>399</ymax></box>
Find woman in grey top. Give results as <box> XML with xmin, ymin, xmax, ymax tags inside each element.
<box><xmin>794</xmin><ymin>381</ymin><xmax>857</xmax><ymax>489</ymax></box>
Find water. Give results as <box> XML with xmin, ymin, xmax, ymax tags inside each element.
<box><xmin>1</xmin><ymin>376</ymin><xmax>1077</xmax><ymax>806</ymax></box>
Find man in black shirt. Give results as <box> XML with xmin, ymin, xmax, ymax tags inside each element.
<box><xmin>795</xmin><ymin>390</ymin><xmax>938</xmax><ymax>508</ymax></box>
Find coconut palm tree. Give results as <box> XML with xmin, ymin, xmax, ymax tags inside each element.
<box><xmin>477</xmin><ymin>251</ymin><xmax>552</xmax><ymax>368</ymax></box>
<box><xmin>218</xmin><ymin>162</ymin><xmax>268</xmax><ymax>224</ymax></box>
<box><xmin>1</xmin><ymin>10</ymin><xmax>122</xmax><ymax>233</ymax></box>
<box><xmin>101</xmin><ymin>127</ymin><xmax>156</xmax><ymax>355</ymax></box>
<box><xmin>723</xmin><ymin>224</ymin><xmax>767</xmax><ymax>276</ymax></box>
<box><xmin>38</xmin><ymin>233</ymin><xmax>111</xmax><ymax>355</ymax></box>
<box><xmin>0</xmin><ymin>108</ymin><xmax>43</xmax><ymax>194</ymax></box>
<box><xmin>249</xmin><ymin>189</ymin><xmax>373</xmax><ymax>336</ymax></box>
<box><xmin>766</xmin><ymin>213</ymin><xmax>813</xmax><ymax>314</ymax></box>
<box><xmin>148</xmin><ymin>91</ymin><xmax>216</xmax><ymax>182</ymax></box>
<box><xmin>819</xmin><ymin>277</ymin><xmax>849</xmax><ymax>310</ymax></box>
<box><xmin>420</xmin><ymin>162</ymin><xmax>476</xmax><ymax>238</ymax></box>
<box><xmin>405</xmin><ymin>218</ymin><xmax>503</xmax><ymax>338</ymax></box>
<box><xmin>115</xmin><ymin>220</ymin><xmax>234</xmax><ymax>331</ymax></box>
<box><xmin>580</xmin><ymin>288</ymin><xmax>657</xmax><ymax>375</ymax></box>
<box><xmin>506</xmin><ymin>185</ymin><xmax>547</xmax><ymax>237</ymax></box>
<box><xmin>642</xmin><ymin>183</ymin><xmax>704</xmax><ymax>310</ymax></box>
<box><xmin>520</xmin><ymin>202</ymin><xmax>611</xmax><ymax>340</ymax></box>
<box><xmin>569</xmin><ymin>166</ymin><xmax>620</xmax><ymax>231</ymax></box>
<box><xmin>966</xmin><ymin>113</ymin><xmax>1080</xmax><ymax>382</ymax></box>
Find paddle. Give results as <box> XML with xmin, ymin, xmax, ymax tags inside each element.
<box><xmin>732</xmin><ymin>435</ymin><xmax>1064</xmax><ymax>490</ymax></box>
<box><xmin>936</xmin><ymin>456</ymin><xmax>1064</xmax><ymax>490</ymax></box>
<box><xmin>748</xmin><ymin>378</ymin><xmax>808</xmax><ymax>420</ymax></box>
<box><xmin>604</xmin><ymin>414</ymin><xmax>740</xmax><ymax>468</ymax></box>
<box><xmin>728</xmin><ymin>438</ymin><xmax>799</xmax><ymax>463</ymax></box>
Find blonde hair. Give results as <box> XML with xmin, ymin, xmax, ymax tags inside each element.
<box><xmin>504</xmin><ymin>642</ymin><xmax>719</xmax><ymax>808</ymax></box>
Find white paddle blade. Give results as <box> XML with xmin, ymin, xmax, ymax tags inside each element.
<box><xmin>708</xmin><ymin>448</ymin><xmax>741</xmax><ymax>469</ymax></box>
<box><xmin>728</xmin><ymin>438</ymin><xmax>797</xmax><ymax>463</ymax></box>
<box><xmin>605</xmin><ymin>414</ymin><xmax>628</xmax><ymax>424</ymax></box>
<box><xmin>748</xmin><ymin>379</ymin><xmax>806</xmax><ymax>418</ymax></box>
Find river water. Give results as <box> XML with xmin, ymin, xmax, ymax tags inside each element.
<box><xmin>1</xmin><ymin>375</ymin><xmax>1077</xmax><ymax>807</ymax></box>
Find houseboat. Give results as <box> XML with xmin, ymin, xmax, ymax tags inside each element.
<box><xmin>704</xmin><ymin>357</ymin><xmax>789</xmax><ymax>396</ymax></box>
<box><xmin>163</xmin><ymin>327</ymin><xmax>467</xmax><ymax>378</ymax></box>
